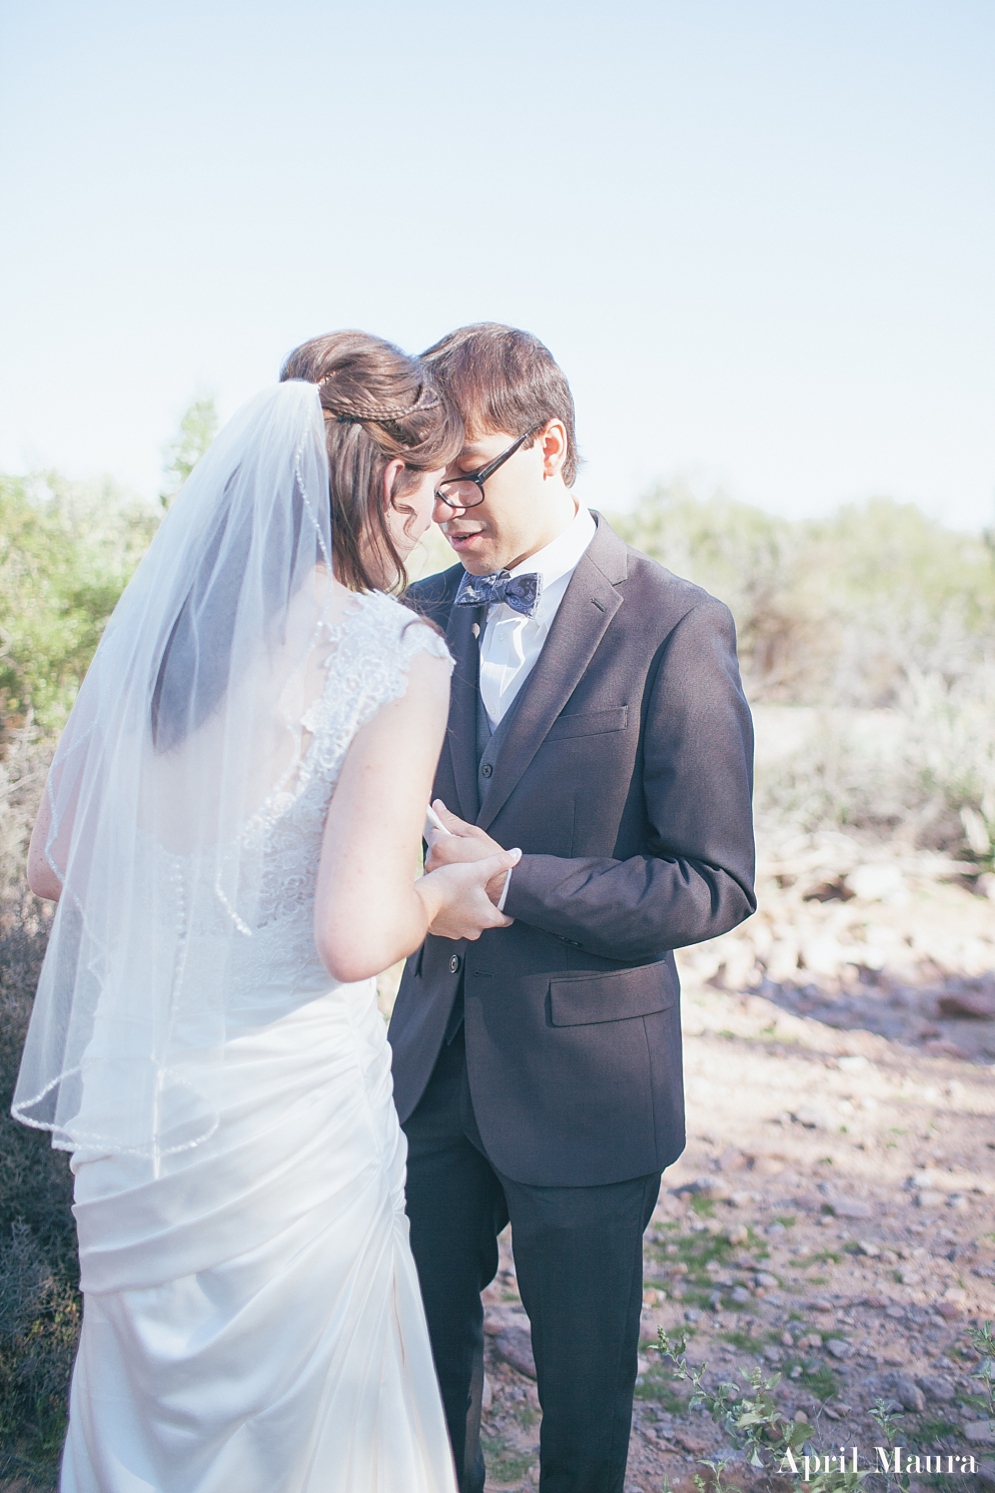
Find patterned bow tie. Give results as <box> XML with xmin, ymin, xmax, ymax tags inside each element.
<box><xmin>454</xmin><ymin>570</ymin><xmax>542</xmax><ymax>617</ymax></box>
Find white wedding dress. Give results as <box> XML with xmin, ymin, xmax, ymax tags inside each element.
<box><xmin>60</xmin><ymin>591</ymin><xmax>458</xmax><ymax>1493</ymax></box>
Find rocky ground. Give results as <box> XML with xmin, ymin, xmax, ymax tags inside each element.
<box><xmin>478</xmin><ymin>838</ymin><xmax>995</xmax><ymax>1491</ymax></box>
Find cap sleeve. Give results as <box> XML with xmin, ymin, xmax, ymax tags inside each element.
<box><xmin>395</xmin><ymin>613</ymin><xmax>454</xmax><ymax>674</ymax></box>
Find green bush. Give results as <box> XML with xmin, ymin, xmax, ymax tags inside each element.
<box><xmin>611</xmin><ymin>486</ymin><xmax>995</xmax><ymax>707</ymax></box>
<box><xmin>612</xmin><ymin>486</ymin><xmax>995</xmax><ymax>861</ymax></box>
<box><xmin>0</xmin><ymin>473</ymin><xmax>159</xmax><ymax>738</ymax></box>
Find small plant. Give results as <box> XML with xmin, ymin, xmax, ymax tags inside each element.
<box><xmin>962</xmin><ymin>1319</ymin><xmax>995</xmax><ymax>1433</ymax></box>
<box><xmin>656</xmin><ymin>1328</ymin><xmax>865</xmax><ymax>1490</ymax></box>
<box><xmin>481</xmin><ymin>1433</ymin><xmax>535</xmax><ymax>1485</ymax></box>
<box><xmin>867</xmin><ymin>1399</ymin><xmax>910</xmax><ymax>1493</ymax></box>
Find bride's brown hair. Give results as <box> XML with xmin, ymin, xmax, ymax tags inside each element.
<box><xmin>280</xmin><ymin>331</ymin><xmax>463</xmax><ymax>592</ymax></box>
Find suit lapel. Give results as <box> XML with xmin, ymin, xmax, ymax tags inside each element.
<box><xmin>443</xmin><ymin>599</ymin><xmax>485</xmax><ymax>823</ymax></box>
<box><xmin>477</xmin><ymin>521</ymin><xmax>626</xmax><ymax>832</ymax></box>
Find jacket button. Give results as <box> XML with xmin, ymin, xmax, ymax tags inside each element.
<box><xmin>449</xmin><ymin>955</ymin><xmax>461</xmax><ymax>974</ymax></box>
<box><xmin>481</xmin><ymin>763</ymin><xmax>493</xmax><ymax>778</ymax></box>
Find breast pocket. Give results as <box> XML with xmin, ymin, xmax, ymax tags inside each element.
<box><xmin>544</xmin><ymin>706</ymin><xmax>628</xmax><ymax>742</ymax></box>
<box><xmin>547</xmin><ymin>960</ymin><xmax>676</xmax><ymax>1027</ymax></box>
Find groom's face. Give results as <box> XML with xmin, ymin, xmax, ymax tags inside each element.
<box><xmin>434</xmin><ymin>423</ymin><xmax>567</xmax><ymax>575</ymax></box>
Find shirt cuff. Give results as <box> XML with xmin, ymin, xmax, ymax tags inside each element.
<box><xmin>496</xmin><ymin>866</ymin><xmax>513</xmax><ymax>912</ymax></box>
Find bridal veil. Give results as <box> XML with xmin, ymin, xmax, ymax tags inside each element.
<box><xmin>13</xmin><ymin>380</ymin><xmax>337</xmax><ymax>1161</ymax></box>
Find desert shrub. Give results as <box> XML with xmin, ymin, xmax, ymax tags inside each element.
<box><xmin>0</xmin><ymin>1222</ymin><xmax>80</xmax><ymax>1483</ymax></box>
<box><xmin>752</xmin><ymin>667</ymin><xmax>995</xmax><ymax>858</ymax></box>
<box><xmin>159</xmin><ymin>395</ymin><xmax>218</xmax><ymax>508</ymax></box>
<box><xmin>613</xmin><ymin>487</ymin><xmax>995</xmax><ymax>862</ymax></box>
<box><xmin>612</xmin><ymin>486</ymin><xmax>995</xmax><ymax>708</ymax></box>
<box><xmin>0</xmin><ymin>472</ymin><xmax>159</xmax><ymax>738</ymax></box>
<box><xmin>0</xmin><ymin>733</ymin><xmax>76</xmax><ymax>1485</ymax></box>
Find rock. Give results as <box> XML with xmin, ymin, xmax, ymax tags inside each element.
<box><xmin>965</xmin><ymin>1421</ymin><xmax>995</xmax><ymax>1445</ymax></box>
<box><xmin>481</xmin><ymin>1373</ymin><xmax>493</xmax><ymax>1412</ymax></box>
<box><xmin>675</xmin><ymin>1430</ymin><xmax>711</xmax><ymax>1455</ymax></box>
<box><xmin>679</xmin><ymin>1176</ymin><xmax>730</xmax><ymax>1200</ymax></box>
<box><xmin>826</xmin><ymin>1197</ymin><xmax>872</xmax><ymax>1219</ymax></box>
<box><xmin>918</xmin><ymin>1373</ymin><xmax>956</xmax><ymax>1402</ymax></box>
<box><xmin>915</xmin><ymin>1190</ymin><xmax>946</xmax><ymax>1209</ymax></box>
<box><xmin>792</xmin><ymin>1106</ymin><xmax>827</xmax><ymax>1129</ymax></box>
<box><xmin>495</xmin><ymin>1327</ymin><xmax>537</xmax><ymax>1380</ymax></box>
<box><xmin>943</xmin><ymin>1285</ymin><xmax>968</xmax><ymax>1305</ymax></box>
<box><xmin>856</xmin><ymin>1240</ymin><xmax>881</xmax><ymax>1257</ymax></box>
<box><xmin>755</xmin><ymin>1272</ymin><xmax>779</xmax><ymax>1288</ymax></box>
<box><xmin>847</xmin><ymin>864</ymin><xmax>907</xmax><ymax>902</ymax></box>
<box><xmin>886</xmin><ymin>1372</ymin><xmax>926</xmax><ymax>1413</ymax></box>
<box><xmin>937</xmin><ymin>1301</ymin><xmax>964</xmax><ymax>1321</ymax></box>
<box><xmin>730</xmin><ymin>1286</ymin><xmax>751</xmax><ymax>1304</ymax></box>
<box><xmin>826</xmin><ymin>1339</ymin><xmax>855</xmax><ymax>1360</ymax></box>
<box><xmin>684</xmin><ymin>1308</ymin><xmax>702</xmax><ymax>1323</ymax></box>
<box><xmin>836</xmin><ymin>1053</ymin><xmax>870</xmax><ymax>1073</ymax></box>
<box><xmin>484</xmin><ymin>1310</ymin><xmax>521</xmax><ymax>1336</ymax></box>
<box><xmin>937</xmin><ymin>989</ymin><xmax>995</xmax><ymax>1019</ymax></box>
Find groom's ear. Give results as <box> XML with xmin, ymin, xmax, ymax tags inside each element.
<box><xmin>537</xmin><ymin>420</ymin><xmax>568</xmax><ymax>482</ymax></box>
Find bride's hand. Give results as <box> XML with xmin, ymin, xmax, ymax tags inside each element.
<box><xmin>416</xmin><ymin>848</ymin><xmax>522</xmax><ymax>941</ymax></box>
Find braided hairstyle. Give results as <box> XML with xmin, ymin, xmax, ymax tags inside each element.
<box><xmin>280</xmin><ymin>331</ymin><xmax>463</xmax><ymax>592</ymax></box>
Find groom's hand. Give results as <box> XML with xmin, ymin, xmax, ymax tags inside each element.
<box><xmin>426</xmin><ymin>800</ymin><xmax>508</xmax><ymax>903</ymax></box>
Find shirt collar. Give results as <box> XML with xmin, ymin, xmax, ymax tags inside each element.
<box><xmin>505</xmin><ymin>503</ymin><xmax>596</xmax><ymax>589</ymax></box>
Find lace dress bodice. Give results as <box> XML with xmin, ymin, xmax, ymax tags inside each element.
<box><xmin>217</xmin><ymin>591</ymin><xmax>452</xmax><ymax>1010</ymax></box>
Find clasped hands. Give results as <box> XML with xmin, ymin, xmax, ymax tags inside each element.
<box><xmin>420</xmin><ymin>800</ymin><xmax>518</xmax><ymax>942</ymax></box>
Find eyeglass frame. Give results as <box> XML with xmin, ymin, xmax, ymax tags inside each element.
<box><xmin>434</xmin><ymin>426</ymin><xmax>544</xmax><ymax>509</ymax></box>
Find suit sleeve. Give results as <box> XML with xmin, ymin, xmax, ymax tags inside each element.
<box><xmin>502</xmin><ymin>598</ymin><xmax>756</xmax><ymax>961</ymax></box>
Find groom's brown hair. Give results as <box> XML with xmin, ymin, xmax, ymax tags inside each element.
<box><xmin>421</xmin><ymin>323</ymin><xmax>579</xmax><ymax>487</ymax></box>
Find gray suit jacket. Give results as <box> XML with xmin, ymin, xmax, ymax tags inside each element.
<box><xmin>388</xmin><ymin>515</ymin><xmax>756</xmax><ymax>1187</ymax></box>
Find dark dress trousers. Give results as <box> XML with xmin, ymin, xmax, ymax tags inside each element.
<box><xmin>389</xmin><ymin>515</ymin><xmax>756</xmax><ymax>1493</ymax></box>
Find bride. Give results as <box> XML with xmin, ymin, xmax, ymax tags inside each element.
<box><xmin>14</xmin><ymin>331</ymin><xmax>519</xmax><ymax>1492</ymax></box>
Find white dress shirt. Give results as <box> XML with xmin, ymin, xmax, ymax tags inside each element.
<box><xmin>478</xmin><ymin>504</ymin><xmax>596</xmax><ymax>729</ymax></box>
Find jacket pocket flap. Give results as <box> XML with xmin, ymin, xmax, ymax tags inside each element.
<box><xmin>545</xmin><ymin>706</ymin><xmax>628</xmax><ymax>741</ymax></box>
<box><xmin>548</xmin><ymin>962</ymin><xmax>676</xmax><ymax>1026</ymax></box>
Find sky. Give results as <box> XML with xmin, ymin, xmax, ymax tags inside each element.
<box><xmin>0</xmin><ymin>0</ymin><xmax>993</xmax><ymax>528</ymax></box>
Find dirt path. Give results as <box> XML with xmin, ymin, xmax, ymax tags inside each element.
<box><xmin>480</xmin><ymin>973</ymin><xmax>995</xmax><ymax>1491</ymax></box>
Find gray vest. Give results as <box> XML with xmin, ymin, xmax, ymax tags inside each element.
<box><xmin>476</xmin><ymin>682</ymin><xmax>524</xmax><ymax>796</ymax></box>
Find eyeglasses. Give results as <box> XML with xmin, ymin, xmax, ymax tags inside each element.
<box><xmin>435</xmin><ymin>429</ymin><xmax>538</xmax><ymax>510</ymax></box>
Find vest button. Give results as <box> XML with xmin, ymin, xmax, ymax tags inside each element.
<box><xmin>449</xmin><ymin>955</ymin><xmax>461</xmax><ymax>974</ymax></box>
<box><xmin>481</xmin><ymin>763</ymin><xmax>493</xmax><ymax>777</ymax></box>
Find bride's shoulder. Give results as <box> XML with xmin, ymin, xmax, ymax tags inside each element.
<box><xmin>351</xmin><ymin>590</ymin><xmax>452</xmax><ymax>666</ymax></box>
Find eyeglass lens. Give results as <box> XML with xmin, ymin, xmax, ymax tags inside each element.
<box><xmin>437</xmin><ymin>480</ymin><xmax>484</xmax><ymax>509</ymax></box>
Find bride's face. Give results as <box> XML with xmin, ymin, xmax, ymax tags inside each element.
<box><xmin>383</xmin><ymin>463</ymin><xmax>446</xmax><ymax>566</ymax></box>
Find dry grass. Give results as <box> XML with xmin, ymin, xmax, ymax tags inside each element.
<box><xmin>0</xmin><ymin>733</ymin><xmax>75</xmax><ymax>1487</ymax></box>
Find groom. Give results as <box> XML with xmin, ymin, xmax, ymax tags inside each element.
<box><xmin>389</xmin><ymin>324</ymin><xmax>756</xmax><ymax>1493</ymax></box>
